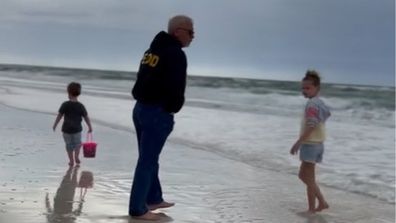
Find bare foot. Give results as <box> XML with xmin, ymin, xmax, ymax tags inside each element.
<box><xmin>68</xmin><ymin>162</ymin><xmax>74</xmax><ymax>166</ymax></box>
<box><xmin>75</xmin><ymin>158</ymin><xmax>81</xmax><ymax>164</ymax></box>
<box><xmin>131</xmin><ymin>211</ymin><xmax>161</xmax><ymax>221</ymax></box>
<box><xmin>315</xmin><ymin>202</ymin><xmax>329</xmax><ymax>212</ymax></box>
<box><xmin>148</xmin><ymin>201</ymin><xmax>175</xmax><ymax>211</ymax></box>
<box><xmin>307</xmin><ymin>209</ymin><xmax>316</xmax><ymax>215</ymax></box>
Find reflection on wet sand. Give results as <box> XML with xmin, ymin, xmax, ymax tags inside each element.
<box><xmin>297</xmin><ymin>211</ymin><xmax>329</xmax><ymax>223</ymax></box>
<box><xmin>78</xmin><ymin>170</ymin><xmax>94</xmax><ymax>202</ymax></box>
<box><xmin>45</xmin><ymin>167</ymin><xmax>94</xmax><ymax>223</ymax></box>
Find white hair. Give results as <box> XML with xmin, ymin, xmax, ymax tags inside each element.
<box><xmin>167</xmin><ymin>15</ymin><xmax>193</xmax><ymax>34</ymax></box>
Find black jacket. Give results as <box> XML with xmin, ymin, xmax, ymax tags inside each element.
<box><xmin>132</xmin><ymin>31</ymin><xmax>187</xmax><ymax>113</ymax></box>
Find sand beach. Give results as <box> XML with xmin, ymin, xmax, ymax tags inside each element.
<box><xmin>0</xmin><ymin>103</ymin><xmax>394</xmax><ymax>223</ymax></box>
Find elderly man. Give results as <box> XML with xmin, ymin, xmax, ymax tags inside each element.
<box><xmin>129</xmin><ymin>15</ymin><xmax>194</xmax><ymax>220</ymax></box>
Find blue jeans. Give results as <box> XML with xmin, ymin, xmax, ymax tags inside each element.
<box><xmin>129</xmin><ymin>102</ymin><xmax>174</xmax><ymax>216</ymax></box>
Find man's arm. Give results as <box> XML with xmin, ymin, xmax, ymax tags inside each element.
<box><xmin>163</xmin><ymin>49</ymin><xmax>187</xmax><ymax>113</ymax></box>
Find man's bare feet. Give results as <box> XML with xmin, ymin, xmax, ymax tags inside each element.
<box><xmin>148</xmin><ymin>201</ymin><xmax>175</xmax><ymax>211</ymax></box>
<box><xmin>315</xmin><ymin>202</ymin><xmax>329</xmax><ymax>212</ymax></box>
<box><xmin>131</xmin><ymin>211</ymin><xmax>161</xmax><ymax>221</ymax></box>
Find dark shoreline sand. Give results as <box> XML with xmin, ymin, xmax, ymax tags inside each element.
<box><xmin>0</xmin><ymin>104</ymin><xmax>394</xmax><ymax>223</ymax></box>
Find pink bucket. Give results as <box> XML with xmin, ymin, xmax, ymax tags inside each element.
<box><xmin>82</xmin><ymin>133</ymin><xmax>97</xmax><ymax>158</ymax></box>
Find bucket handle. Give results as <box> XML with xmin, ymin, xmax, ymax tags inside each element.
<box><xmin>86</xmin><ymin>132</ymin><xmax>93</xmax><ymax>142</ymax></box>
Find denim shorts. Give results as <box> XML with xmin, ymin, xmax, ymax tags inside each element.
<box><xmin>299</xmin><ymin>143</ymin><xmax>324</xmax><ymax>163</ymax></box>
<box><xmin>62</xmin><ymin>132</ymin><xmax>82</xmax><ymax>151</ymax></box>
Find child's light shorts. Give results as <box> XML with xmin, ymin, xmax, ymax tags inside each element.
<box><xmin>299</xmin><ymin>143</ymin><xmax>324</xmax><ymax>163</ymax></box>
<box><xmin>62</xmin><ymin>132</ymin><xmax>82</xmax><ymax>151</ymax></box>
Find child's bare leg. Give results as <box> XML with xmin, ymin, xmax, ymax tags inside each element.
<box><xmin>309</xmin><ymin>163</ymin><xmax>329</xmax><ymax>211</ymax></box>
<box><xmin>67</xmin><ymin>150</ymin><xmax>74</xmax><ymax>166</ymax></box>
<box><xmin>300</xmin><ymin>162</ymin><xmax>329</xmax><ymax>212</ymax></box>
<box><xmin>74</xmin><ymin>146</ymin><xmax>81</xmax><ymax>164</ymax></box>
<box><xmin>299</xmin><ymin>162</ymin><xmax>316</xmax><ymax>213</ymax></box>
<box><xmin>314</xmin><ymin>184</ymin><xmax>329</xmax><ymax>211</ymax></box>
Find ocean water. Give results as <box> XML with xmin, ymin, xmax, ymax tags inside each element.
<box><xmin>0</xmin><ymin>64</ymin><xmax>395</xmax><ymax>204</ymax></box>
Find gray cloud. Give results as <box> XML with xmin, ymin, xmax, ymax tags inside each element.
<box><xmin>0</xmin><ymin>0</ymin><xmax>394</xmax><ymax>86</ymax></box>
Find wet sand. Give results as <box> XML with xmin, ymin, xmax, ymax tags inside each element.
<box><xmin>0</xmin><ymin>104</ymin><xmax>394</xmax><ymax>223</ymax></box>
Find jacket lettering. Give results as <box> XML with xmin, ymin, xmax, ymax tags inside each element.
<box><xmin>141</xmin><ymin>53</ymin><xmax>159</xmax><ymax>67</ymax></box>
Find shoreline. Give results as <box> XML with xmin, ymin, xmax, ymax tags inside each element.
<box><xmin>0</xmin><ymin>104</ymin><xmax>395</xmax><ymax>223</ymax></box>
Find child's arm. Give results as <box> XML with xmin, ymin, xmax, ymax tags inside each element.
<box><xmin>290</xmin><ymin>125</ymin><xmax>316</xmax><ymax>155</ymax></box>
<box><xmin>53</xmin><ymin>113</ymin><xmax>63</xmax><ymax>131</ymax></box>
<box><xmin>290</xmin><ymin>105</ymin><xmax>320</xmax><ymax>155</ymax></box>
<box><xmin>83</xmin><ymin>115</ymin><xmax>93</xmax><ymax>133</ymax></box>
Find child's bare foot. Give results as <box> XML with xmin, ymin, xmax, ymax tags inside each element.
<box><xmin>315</xmin><ymin>202</ymin><xmax>329</xmax><ymax>212</ymax></box>
<box><xmin>148</xmin><ymin>201</ymin><xmax>175</xmax><ymax>211</ymax></box>
<box><xmin>131</xmin><ymin>211</ymin><xmax>161</xmax><ymax>221</ymax></box>
<box><xmin>75</xmin><ymin>158</ymin><xmax>81</xmax><ymax>165</ymax></box>
<box><xmin>307</xmin><ymin>209</ymin><xmax>316</xmax><ymax>214</ymax></box>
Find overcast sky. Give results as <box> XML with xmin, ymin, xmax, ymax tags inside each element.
<box><xmin>0</xmin><ymin>0</ymin><xmax>394</xmax><ymax>86</ymax></box>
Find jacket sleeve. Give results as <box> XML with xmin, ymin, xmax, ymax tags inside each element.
<box><xmin>162</xmin><ymin>48</ymin><xmax>187</xmax><ymax>113</ymax></box>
